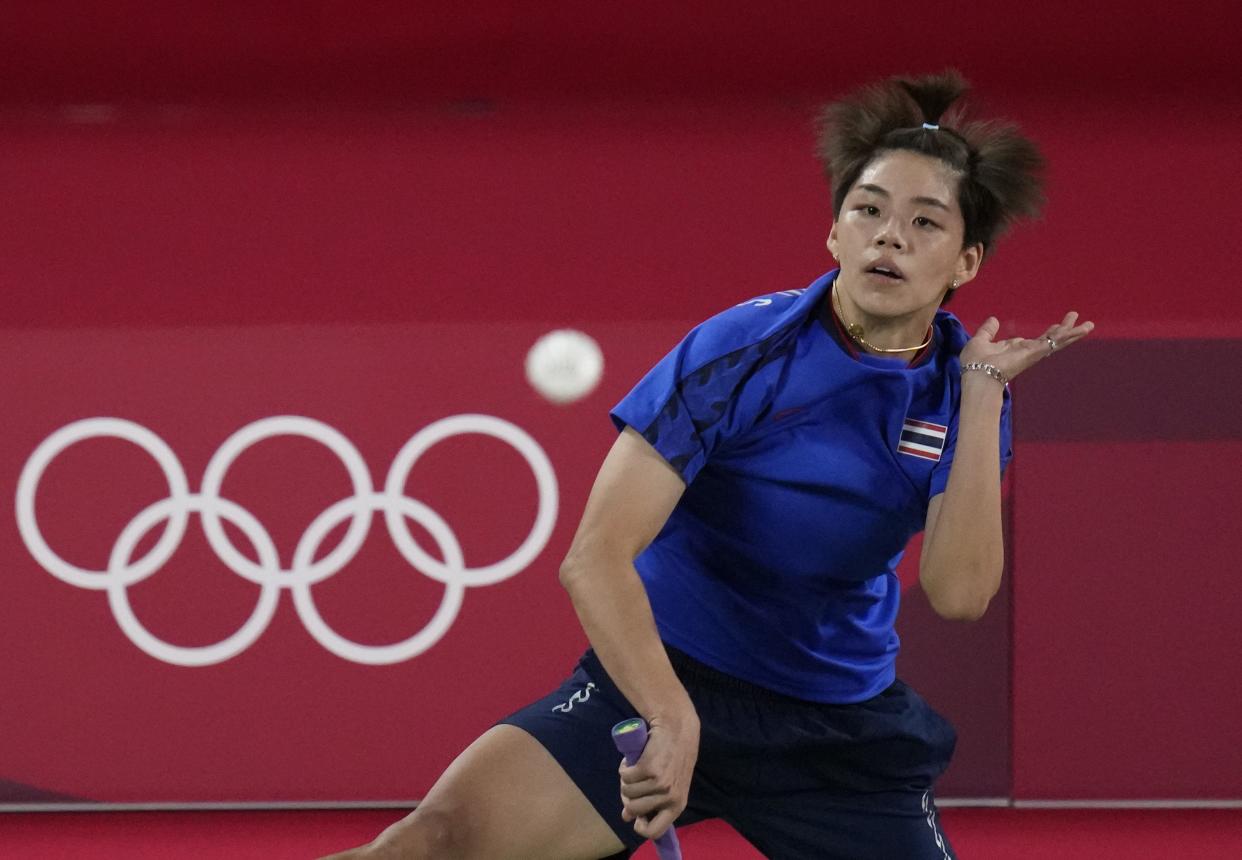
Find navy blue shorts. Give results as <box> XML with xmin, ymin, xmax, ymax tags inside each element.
<box><xmin>500</xmin><ymin>647</ymin><xmax>958</xmax><ymax>859</ymax></box>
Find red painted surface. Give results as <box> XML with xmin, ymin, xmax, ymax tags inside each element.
<box><xmin>4</xmin><ymin>99</ymin><xmax>1241</xmax><ymax>337</ymax></box>
<box><xmin>0</xmin><ymin>321</ymin><xmax>677</xmax><ymax>801</ymax></box>
<box><xmin>2</xmin><ymin>809</ymin><xmax>1241</xmax><ymax>859</ymax></box>
<box><xmin>0</xmin><ymin>1</ymin><xmax>1236</xmax><ymax>101</ymax></box>
<box><xmin>1012</xmin><ymin>441</ymin><xmax>1242</xmax><ymax>798</ymax></box>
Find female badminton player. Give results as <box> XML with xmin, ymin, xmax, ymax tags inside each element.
<box><xmin>321</xmin><ymin>70</ymin><xmax>1094</xmax><ymax>859</ymax></box>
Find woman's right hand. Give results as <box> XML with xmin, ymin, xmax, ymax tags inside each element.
<box><xmin>618</xmin><ymin>705</ymin><xmax>701</xmax><ymax>840</ymax></box>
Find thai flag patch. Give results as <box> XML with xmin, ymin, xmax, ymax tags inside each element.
<box><xmin>899</xmin><ymin>418</ymin><xmax>948</xmax><ymax>462</ymax></box>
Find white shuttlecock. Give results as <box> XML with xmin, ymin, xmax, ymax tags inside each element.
<box><xmin>525</xmin><ymin>329</ymin><xmax>604</xmax><ymax>404</ymax></box>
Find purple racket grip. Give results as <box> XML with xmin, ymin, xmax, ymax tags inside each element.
<box><xmin>611</xmin><ymin>718</ymin><xmax>683</xmax><ymax>860</ymax></box>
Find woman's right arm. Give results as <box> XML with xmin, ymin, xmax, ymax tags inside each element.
<box><xmin>558</xmin><ymin>425</ymin><xmax>697</xmax><ymax>841</ymax></box>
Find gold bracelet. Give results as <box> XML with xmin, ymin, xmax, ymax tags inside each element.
<box><xmin>961</xmin><ymin>362</ymin><xmax>1008</xmax><ymax>385</ymax></box>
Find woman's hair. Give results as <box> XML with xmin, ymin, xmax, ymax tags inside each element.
<box><xmin>814</xmin><ymin>70</ymin><xmax>1044</xmax><ymax>255</ymax></box>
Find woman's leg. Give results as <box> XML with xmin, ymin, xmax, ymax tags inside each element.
<box><xmin>715</xmin><ymin>678</ymin><xmax>960</xmax><ymax>859</ymax></box>
<box><xmin>727</xmin><ymin>787</ymin><xmax>957</xmax><ymax>860</ymax></box>
<box><xmin>318</xmin><ymin>725</ymin><xmax>626</xmax><ymax>860</ymax></box>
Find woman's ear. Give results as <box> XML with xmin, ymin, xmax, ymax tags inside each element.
<box><xmin>956</xmin><ymin>242</ymin><xmax>985</xmax><ymax>286</ymax></box>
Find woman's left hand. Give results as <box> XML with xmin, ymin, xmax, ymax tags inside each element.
<box><xmin>960</xmin><ymin>311</ymin><xmax>1095</xmax><ymax>383</ymax></box>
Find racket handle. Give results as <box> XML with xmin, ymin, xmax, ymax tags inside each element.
<box><xmin>611</xmin><ymin>718</ymin><xmax>683</xmax><ymax>860</ymax></box>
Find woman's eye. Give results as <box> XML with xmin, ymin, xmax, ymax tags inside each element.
<box><xmin>914</xmin><ymin>216</ymin><xmax>938</xmax><ymax>228</ymax></box>
<box><xmin>863</xmin><ymin>205</ymin><xmax>879</xmax><ymax>216</ymax></box>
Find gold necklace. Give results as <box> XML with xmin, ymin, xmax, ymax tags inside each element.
<box><xmin>832</xmin><ymin>281</ymin><xmax>933</xmax><ymax>355</ymax></box>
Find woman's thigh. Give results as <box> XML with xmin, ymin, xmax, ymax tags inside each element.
<box><xmin>327</xmin><ymin>725</ymin><xmax>627</xmax><ymax>860</ymax></box>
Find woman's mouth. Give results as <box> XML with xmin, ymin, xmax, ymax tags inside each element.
<box><xmin>866</xmin><ymin>265</ymin><xmax>904</xmax><ymax>281</ymax></box>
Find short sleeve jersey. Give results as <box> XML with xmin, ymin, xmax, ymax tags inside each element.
<box><xmin>610</xmin><ymin>270</ymin><xmax>1013</xmax><ymax>703</ymax></box>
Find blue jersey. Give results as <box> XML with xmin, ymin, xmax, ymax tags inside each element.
<box><xmin>610</xmin><ymin>270</ymin><xmax>1013</xmax><ymax>703</ymax></box>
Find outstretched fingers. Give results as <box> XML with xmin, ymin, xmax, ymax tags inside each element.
<box><xmin>1041</xmin><ymin>311</ymin><xmax>1095</xmax><ymax>355</ymax></box>
<box><xmin>962</xmin><ymin>311</ymin><xmax>1096</xmax><ymax>382</ymax></box>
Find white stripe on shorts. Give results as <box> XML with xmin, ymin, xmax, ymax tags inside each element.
<box><xmin>922</xmin><ymin>790</ymin><xmax>953</xmax><ymax>860</ymax></box>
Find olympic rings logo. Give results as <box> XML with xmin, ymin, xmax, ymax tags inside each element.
<box><xmin>16</xmin><ymin>415</ymin><xmax>558</xmax><ymax>667</ymax></box>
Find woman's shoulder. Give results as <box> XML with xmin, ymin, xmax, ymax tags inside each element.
<box><xmin>679</xmin><ymin>274</ymin><xmax>835</xmax><ymax>372</ymax></box>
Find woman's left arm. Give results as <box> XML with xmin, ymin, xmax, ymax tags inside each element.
<box><xmin>919</xmin><ymin>311</ymin><xmax>1094</xmax><ymax>621</ymax></box>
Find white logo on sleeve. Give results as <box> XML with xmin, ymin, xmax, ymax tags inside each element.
<box><xmin>735</xmin><ymin>289</ymin><xmax>806</xmax><ymax>309</ymax></box>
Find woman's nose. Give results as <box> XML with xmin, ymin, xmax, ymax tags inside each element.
<box><xmin>874</xmin><ymin>225</ymin><xmax>904</xmax><ymax>250</ymax></box>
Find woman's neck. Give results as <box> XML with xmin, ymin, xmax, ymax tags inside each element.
<box><xmin>832</xmin><ymin>281</ymin><xmax>936</xmax><ymax>356</ymax></box>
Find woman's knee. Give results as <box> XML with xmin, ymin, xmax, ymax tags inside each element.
<box><xmin>369</xmin><ymin>801</ymin><xmax>478</xmax><ymax>859</ymax></box>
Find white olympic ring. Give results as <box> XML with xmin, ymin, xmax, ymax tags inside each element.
<box><xmin>15</xmin><ymin>415</ymin><xmax>558</xmax><ymax>667</ymax></box>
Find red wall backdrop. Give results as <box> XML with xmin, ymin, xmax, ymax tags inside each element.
<box><xmin>2</xmin><ymin>1</ymin><xmax>1241</xmax><ymax>808</ymax></box>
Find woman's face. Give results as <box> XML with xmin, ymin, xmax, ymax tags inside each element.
<box><xmin>828</xmin><ymin>149</ymin><xmax>981</xmax><ymax>323</ymax></box>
